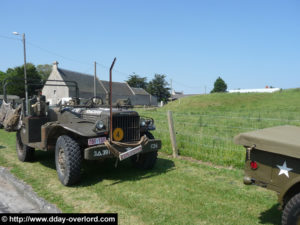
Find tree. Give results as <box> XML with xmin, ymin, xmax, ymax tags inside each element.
<box><xmin>147</xmin><ymin>74</ymin><xmax>170</xmax><ymax>102</ymax></box>
<box><xmin>211</xmin><ymin>77</ymin><xmax>227</xmax><ymax>93</ymax></box>
<box><xmin>5</xmin><ymin>63</ymin><xmax>43</xmax><ymax>98</ymax></box>
<box><xmin>126</xmin><ymin>73</ymin><xmax>148</xmax><ymax>89</ymax></box>
<box><xmin>36</xmin><ymin>64</ymin><xmax>52</xmax><ymax>81</ymax></box>
<box><xmin>0</xmin><ymin>71</ymin><xmax>5</xmax><ymax>94</ymax></box>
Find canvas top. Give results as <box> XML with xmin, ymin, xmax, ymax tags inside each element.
<box><xmin>234</xmin><ymin>125</ymin><xmax>300</xmax><ymax>159</ymax></box>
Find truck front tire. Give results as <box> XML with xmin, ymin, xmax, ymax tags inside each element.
<box><xmin>131</xmin><ymin>132</ymin><xmax>158</xmax><ymax>170</ymax></box>
<box><xmin>16</xmin><ymin>130</ymin><xmax>35</xmax><ymax>162</ymax></box>
<box><xmin>55</xmin><ymin>135</ymin><xmax>81</xmax><ymax>186</ymax></box>
<box><xmin>282</xmin><ymin>192</ymin><xmax>300</xmax><ymax>225</ymax></box>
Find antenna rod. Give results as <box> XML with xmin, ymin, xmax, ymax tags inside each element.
<box><xmin>109</xmin><ymin>57</ymin><xmax>116</xmax><ymax>142</ymax></box>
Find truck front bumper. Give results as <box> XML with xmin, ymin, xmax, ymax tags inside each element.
<box><xmin>84</xmin><ymin>139</ymin><xmax>162</xmax><ymax>160</ymax></box>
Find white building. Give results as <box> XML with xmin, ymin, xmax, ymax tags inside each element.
<box><xmin>228</xmin><ymin>88</ymin><xmax>281</xmax><ymax>93</ymax></box>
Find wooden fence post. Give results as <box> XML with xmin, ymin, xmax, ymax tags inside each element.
<box><xmin>167</xmin><ymin>110</ymin><xmax>178</xmax><ymax>158</ymax></box>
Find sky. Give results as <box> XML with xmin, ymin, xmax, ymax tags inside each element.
<box><xmin>0</xmin><ymin>0</ymin><xmax>299</xmax><ymax>94</ymax></box>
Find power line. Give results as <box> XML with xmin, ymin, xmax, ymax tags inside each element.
<box><xmin>1</xmin><ymin>34</ymin><xmax>189</xmax><ymax>83</ymax></box>
<box><xmin>96</xmin><ymin>62</ymin><xmax>129</xmax><ymax>77</ymax></box>
<box><xmin>0</xmin><ymin>34</ymin><xmax>20</xmax><ymax>41</ymax></box>
<box><xmin>26</xmin><ymin>41</ymin><xmax>132</xmax><ymax>78</ymax></box>
<box><xmin>172</xmin><ymin>79</ymin><xmax>203</xmax><ymax>89</ymax></box>
<box><xmin>26</xmin><ymin>41</ymin><xmax>91</xmax><ymax>66</ymax></box>
<box><xmin>2</xmin><ymin>35</ymin><xmax>185</xmax><ymax>82</ymax></box>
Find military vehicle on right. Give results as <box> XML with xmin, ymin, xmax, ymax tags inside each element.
<box><xmin>235</xmin><ymin>125</ymin><xmax>300</xmax><ymax>225</ymax></box>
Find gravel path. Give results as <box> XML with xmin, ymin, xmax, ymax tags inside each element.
<box><xmin>0</xmin><ymin>167</ymin><xmax>60</xmax><ymax>213</ymax></box>
<box><xmin>0</xmin><ymin>175</ymin><xmax>40</xmax><ymax>213</ymax></box>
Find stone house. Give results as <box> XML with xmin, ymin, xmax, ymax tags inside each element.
<box><xmin>42</xmin><ymin>61</ymin><xmax>157</xmax><ymax>106</ymax></box>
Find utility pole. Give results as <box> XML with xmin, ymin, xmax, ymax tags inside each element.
<box><xmin>13</xmin><ymin>32</ymin><xmax>28</xmax><ymax>115</ymax></box>
<box><xmin>204</xmin><ymin>85</ymin><xmax>207</xmax><ymax>94</ymax></box>
<box><xmin>170</xmin><ymin>79</ymin><xmax>173</xmax><ymax>95</ymax></box>
<box><xmin>23</xmin><ymin>33</ymin><xmax>28</xmax><ymax>115</ymax></box>
<box><xmin>94</xmin><ymin>61</ymin><xmax>97</xmax><ymax>97</ymax></box>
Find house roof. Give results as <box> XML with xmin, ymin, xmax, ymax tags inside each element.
<box><xmin>100</xmin><ymin>80</ymin><xmax>134</xmax><ymax>96</ymax></box>
<box><xmin>48</xmin><ymin>67</ymin><xmax>136</xmax><ymax>98</ymax></box>
<box><xmin>131</xmin><ymin>87</ymin><xmax>150</xmax><ymax>96</ymax></box>
<box><xmin>58</xmin><ymin>68</ymin><xmax>106</xmax><ymax>94</ymax></box>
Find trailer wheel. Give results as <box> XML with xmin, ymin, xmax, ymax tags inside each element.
<box><xmin>131</xmin><ymin>132</ymin><xmax>158</xmax><ymax>170</ymax></box>
<box><xmin>282</xmin><ymin>192</ymin><xmax>300</xmax><ymax>225</ymax></box>
<box><xmin>55</xmin><ymin>135</ymin><xmax>81</xmax><ymax>186</ymax></box>
<box><xmin>16</xmin><ymin>130</ymin><xmax>35</xmax><ymax>162</ymax></box>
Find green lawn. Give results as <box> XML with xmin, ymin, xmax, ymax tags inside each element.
<box><xmin>136</xmin><ymin>89</ymin><xmax>300</xmax><ymax>169</ymax></box>
<box><xmin>0</xmin><ymin>130</ymin><xmax>280</xmax><ymax>224</ymax></box>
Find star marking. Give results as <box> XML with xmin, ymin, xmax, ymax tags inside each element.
<box><xmin>277</xmin><ymin>161</ymin><xmax>292</xmax><ymax>178</ymax></box>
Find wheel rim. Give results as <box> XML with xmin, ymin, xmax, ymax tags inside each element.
<box><xmin>58</xmin><ymin>147</ymin><xmax>66</xmax><ymax>174</ymax></box>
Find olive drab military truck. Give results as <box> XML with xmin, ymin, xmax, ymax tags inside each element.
<box><xmin>2</xmin><ymin>58</ymin><xmax>161</xmax><ymax>186</ymax></box>
<box><xmin>235</xmin><ymin>125</ymin><xmax>300</xmax><ymax>225</ymax></box>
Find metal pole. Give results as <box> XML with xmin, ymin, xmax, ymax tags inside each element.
<box><xmin>94</xmin><ymin>61</ymin><xmax>96</xmax><ymax>97</ymax></box>
<box><xmin>109</xmin><ymin>58</ymin><xmax>116</xmax><ymax>142</ymax></box>
<box><xmin>22</xmin><ymin>33</ymin><xmax>28</xmax><ymax>116</ymax></box>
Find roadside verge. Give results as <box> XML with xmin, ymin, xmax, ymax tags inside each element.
<box><xmin>0</xmin><ymin>166</ymin><xmax>61</xmax><ymax>213</ymax></box>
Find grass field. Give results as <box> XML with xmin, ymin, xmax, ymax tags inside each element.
<box><xmin>136</xmin><ymin>89</ymin><xmax>300</xmax><ymax>169</ymax></box>
<box><xmin>0</xmin><ymin>130</ymin><xmax>281</xmax><ymax>224</ymax></box>
<box><xmin>1</xmin><ymin>90</ymin><xmax>299</xmax><ymax>223</ymax></box>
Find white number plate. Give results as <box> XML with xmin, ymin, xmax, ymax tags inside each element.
<box><xmin>119</xmin><ymin>145</ymin><xmax>142</xmax><ymax>161</ymax></box>
<box><xmin>88</xmin><ymin>137</ymin><xmax>106</xmax><ymax>146</ymax></box>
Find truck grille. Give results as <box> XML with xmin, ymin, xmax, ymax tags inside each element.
<box><xmin>113</xmin><ymin>115</ymin><xmax>140</xmax><ymax>142</ymax></box>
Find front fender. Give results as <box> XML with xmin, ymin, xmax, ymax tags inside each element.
<box><xmin>41</xmin><ymin>123</ymin><xmax>67</xmax><ymax>149</ymax></box>
<box><xmin>58</xmin><ymin>122</ymin><xmax>101</xmax><ymax>137</ymax></box>
<box><xmin>278</xmin><ymin>176</ymin><xmax>300</xmax><ymax>206</ymax></box>
<box><xmin>41</xmin><ymin>122</ymin><xmax>102</xmax><ymax>150</ymax></box>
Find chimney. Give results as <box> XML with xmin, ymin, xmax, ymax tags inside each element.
<box><xmin>53</xmin><ymin>61</ymin><xmax>59</xmax><ymax>70</ymax></box>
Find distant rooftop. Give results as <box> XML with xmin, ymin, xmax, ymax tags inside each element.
<box><xmin>131</xmin><ymin>87</ymin><xmax>149</xmax><ymax>96</ymax></box>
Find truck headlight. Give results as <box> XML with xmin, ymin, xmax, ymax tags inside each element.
<box><xmin>140</xmin><ymin>118</ymin><xmax>146</xmax><ymax>127</ymax></box>
<box><xmin>140</xmin><ymin>117</ymin><xmax>155</xmax><ymax>130</ymax></box>
<box><xmin>95</xmin><ymin>120</ymin><xmax>105</xmax><ymax>130</ymax></box>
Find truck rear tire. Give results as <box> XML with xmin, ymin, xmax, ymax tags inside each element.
<box><xmin>55</xmin><ymin>135</ymin><xmax>81</xmax><ymax>186</ymax></box>
<box><xmin>282</xmin><ymin>192</ymin><xmax>300</xmax><ymax>225</ymax></box>
<box><xmin>16</xmin><ymin>130</ymin><xmax>35</xmax><ymax>162</ymax></box>
<box><xmin>131</xmin><ymin>132</ymin><xmax>158</xmax><ymax>170</ymax></box>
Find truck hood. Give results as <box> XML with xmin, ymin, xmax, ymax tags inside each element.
<box><xmin>70</xmin><ymin>107</ymin><xmax>138</xmax><ymax>117</ymax></box>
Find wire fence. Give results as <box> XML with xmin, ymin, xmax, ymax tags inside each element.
<box><xmin>137</xmin><ymin>109</ymin><xmax>300</xmax><ymax>168</ymax></box>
